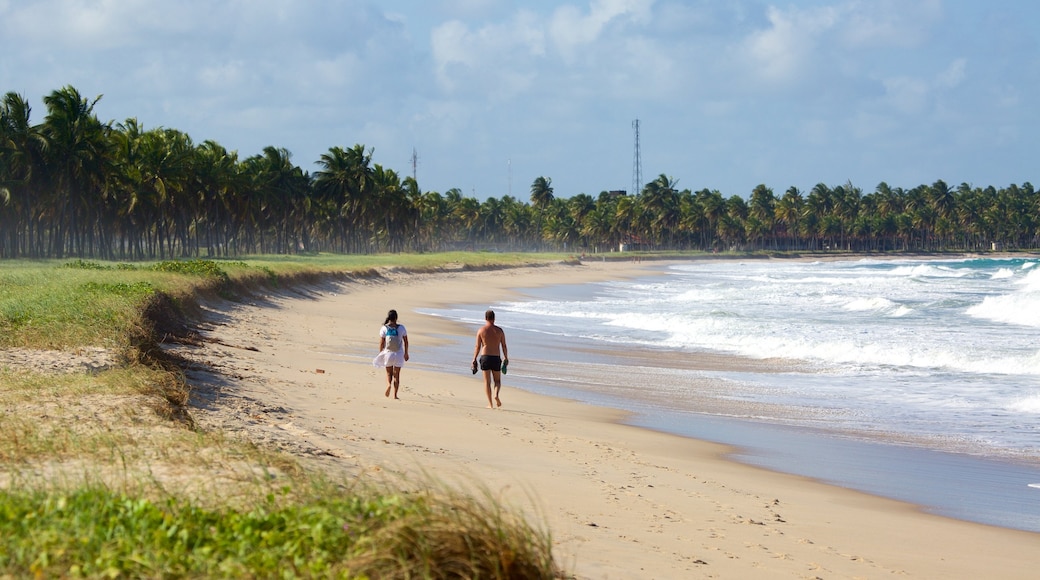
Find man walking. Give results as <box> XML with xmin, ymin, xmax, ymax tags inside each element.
<box><xmin>473</xmin><ymin>309</ymin><xmax>509</xmax><ymax>408</ymax></box>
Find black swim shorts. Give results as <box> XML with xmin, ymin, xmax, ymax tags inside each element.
<box><xmin>479</xmin><ymin>355</ymin><xmax>502</xmax><ymax>372</ymax></box>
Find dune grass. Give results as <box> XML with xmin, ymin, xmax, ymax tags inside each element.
<box><xmin>0</xmin><ymin>253</ymin><xmax>569</xmax><ymax>579</ymax></box>
<box><xmin>0</xmin><ymin>479</ymin><xmax>559</xmax><ymax>579</ymax></box>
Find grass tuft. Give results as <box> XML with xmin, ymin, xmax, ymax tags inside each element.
<box><xmin>0</xmin><ymin>481</ymin><xmax>563</xmax><ymax>579</ymax></box>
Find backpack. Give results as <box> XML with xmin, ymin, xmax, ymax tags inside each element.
<box><xmin>384</xmin><ymin>325</ymin><xmax>402</xmax><ymax>352</ymax></box>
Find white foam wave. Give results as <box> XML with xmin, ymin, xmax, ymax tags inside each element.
<box><xmin>841</xmin><ymin>296</ymin><xmax>914</xmax><ymax>317</ymax></box>
<box><xmin>1009</xmin><ymin>395</ymin><xmax>1040</xmax><ymax>414</ymax></box>
<box><xmin>967</xmin><ymin>292</ymin><xmax>1040</xmax><ymax>328</ymax></box>
<box><xmin>991</xmin><ymin>268</ymin><xmax>1016</xmax><ymax>279</ymax></box>
<box><xmin>1017</xmin><ymin>267</ymin><xmax>1040</xmax><ymax>292</ymax></box>
<box><xmin>889</xmin><ymin>264</ymin><xmax>970</xmax><ymax>279</ymax></box>
<box><xmin>890</xmin><ymin>305</ymin><xmax>914</xmax><ymax>317</ymax></box>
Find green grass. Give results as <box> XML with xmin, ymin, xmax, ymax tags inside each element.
<box><xmin>0</xmin><ymin>253</ymin><xmax>576</xmax><ymax>350</ymax></box>
<box><xmin>0</xmin><ymin>253</ymin><xmax>569</xmax><ymax>578</ymax></box>
<box><xmin>0</xmin><ymin>482</ymin><xmax>558</xmax><ymax>579</ymax></box>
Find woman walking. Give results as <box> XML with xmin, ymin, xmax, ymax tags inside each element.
<box><xmin>373</xmin><ymin>309</ymin><xmax>409</xmax><ymax>399</ymax></box>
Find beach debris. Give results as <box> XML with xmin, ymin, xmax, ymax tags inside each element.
<box><xmin>315</xmin><ymin>368</ymin><xmax>325</xmax><ymax>374</ymax></box>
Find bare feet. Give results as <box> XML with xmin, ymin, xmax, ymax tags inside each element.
<box><xmin>385</xmin><ymin>385</ymin><xmax>392</xmax><ymax>398</ymax></box>
<box><xmin>495</xmin><ymin>396</ymin><xmax>502</xmax><ymax>408</ymax></box>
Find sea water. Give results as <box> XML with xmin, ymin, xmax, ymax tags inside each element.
<box><xmin>418</xmin><ymin>257</ymin><xmax>1040</xmax><ymax>531</ymax></box>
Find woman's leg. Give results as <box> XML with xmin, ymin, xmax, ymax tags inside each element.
<box><xmin>390</xmin><ymin>366</ymin><xmax>402</xmax><ymax>398</ymax></box>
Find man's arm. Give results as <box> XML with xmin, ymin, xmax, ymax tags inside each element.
<box><xmin>473</xmin><ymin>328</ymin><xmax>484</xmax><ymax>361</ymax></box>
<box><xmin>499</xmin><ymin>328</ymin><xmax>508</xmax><ymax>362</ymax></box>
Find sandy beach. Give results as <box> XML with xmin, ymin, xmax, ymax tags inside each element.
<box><xmin>179</xmin><ymin>260</ymin><xmax>1039</xmax><ymax>579</ymax></box>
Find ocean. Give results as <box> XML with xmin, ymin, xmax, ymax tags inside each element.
<box><xmin>418</xmin><ymin>257</ymin><xmax>1040</xmax><ymax>532</ymax></box>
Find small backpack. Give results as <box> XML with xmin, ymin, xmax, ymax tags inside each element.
<box><xmin>385</xmin><ymin>325</ymin><xmax>402</xmax><ymax>352</ymax></box>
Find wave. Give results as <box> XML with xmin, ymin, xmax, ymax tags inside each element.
<box><xmin>843</xmin><ymin>296</ymin><xmax>909</xmax><ymax>316</ymax></box>
<box><xmin>1009</xmin><ymin>394</ymin><xmax>1040</xmax><ymax>414</ymax></box>
<box><xmin>888</xmin><ymin>264</ymin><xmax>971</xmax><ymax>279</ymax></box>
<box><xmin>967</xmin><ymin>268</ymin><xmax>1040</xmax><ymax>327</ymax></box>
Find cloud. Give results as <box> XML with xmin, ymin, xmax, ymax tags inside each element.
<box><xmin>936</xmin><ymin>58</ymin><xmax>967</xmax><ymax>89</ymax></box>
<box><xmin>737</xmin><ymin>0</ymin><xmax>945</xmax><ymax>88</ymax></box>
<box><xmin>740</xmin><ymin>5</ymin><xmax>838</xmax><ymax>86</ymax></box>
<box><xmin>548</xmin><ymin>0</ymin><xmax>653</xmax><ymax>60</ymax></box>
<box><xmin>430</xmin><ymin>0</ymin><xmax>665</xmax><ymax>99</ymax></box>
<box><xmin>877</xmin><ymin>58</ymin><xmax>969</xmax><ymax>116</ymax></box>
<box><xmin>840</xmin><ymin>0</ymin><xmax>943</xmax><ymax>49</ymax></box>
<box><xmin>430</xmin><ymin>11</ymin><xmax>545</xmax><ymax>96</ymax></box>
<box><xmin>881</xmin><ymin>76</ymin><xmax>931</xmax><ymax>114</ymax></box>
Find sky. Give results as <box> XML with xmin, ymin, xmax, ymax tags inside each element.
<box><xmin>1</xmin><ymin>0</ymin><xmax>1037</xmax><ymax>202</ymax></box>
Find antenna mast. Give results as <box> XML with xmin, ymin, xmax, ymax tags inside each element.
<box><xmin>632</xmin><ymin>119</ymin><xmax>642</xmax><ymax>195</ymax></box>
<box><xmin>410</xmin><ymin>147</ymin><xmax>419</xmax><ymax>182</ymax></box>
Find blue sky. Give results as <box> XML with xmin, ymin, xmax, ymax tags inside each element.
<box><xmin>1</xmin><ymin>0</ymin><xmax>1036</xmax><ymax>201</ymax></box>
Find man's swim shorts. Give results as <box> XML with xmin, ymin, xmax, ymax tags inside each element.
<box><xmin>479</xmin><ymin>355</ymin><xmax>502</xmax><ymax>372</ymax></box>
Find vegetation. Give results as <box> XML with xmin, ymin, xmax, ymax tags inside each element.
<box><xmin>2</xmin><ymin>86</ymin><xmax>1036</xmax><ymax>260</ymax></box>
<box><xmin>0</xmin><ymin>484</ymin><xmax>557</xmax><ymax>579</ymax></box>
<box><xmin>0</xmin><ymin>255</ymin><xmax>566</xmax><ymax>578</ymax></box>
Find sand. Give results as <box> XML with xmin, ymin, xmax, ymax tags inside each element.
<box><xmin>177</xmin><ymin>260</ymin><xmax>1039</xmax><ymax>579</ymax></box>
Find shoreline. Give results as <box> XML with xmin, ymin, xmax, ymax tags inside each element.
<box><xmin>414</xmin><ymin>275</ymin><xmax>1040</xmax><ymax>533</ymax></box>
<box><xmin>179</xmin><ymin>260</ymin><xmax>1040</xmax><ymax>578</ymax></box>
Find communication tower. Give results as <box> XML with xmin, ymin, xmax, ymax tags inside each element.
<box><xmin>410</xmin><ymin>148</ymin><xmax>419</xmax><ymax>182</ymax></box>
<box><xmin>632</xmin><ymin>119</ymin><xmax>642</xmax><ymax>195</ymax></box>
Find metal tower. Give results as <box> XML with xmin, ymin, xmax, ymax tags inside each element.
<box><xmin>632</xmin><ymin>119</ymin><xmax>642</xmax><ymax>195</ymax></box>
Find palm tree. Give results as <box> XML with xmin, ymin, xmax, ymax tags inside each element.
<box><xmin>775</xmin><ymin>186</ymin><xmax>804</xmax><ymax>250</ymax></box>
<box><xmin>640</xmin><ymin>174</ymin><xmax>679</xmax><ymax>248</ymax></box>
<box><xmin>694</xmin><ymin>189</ymin><xmax>725</xmax><ymax>250</ymax></box>
<box><xmin>40</xmin><ymin>85</ymin><xmax>112</xmax><ymax>257</ymax></box>
<box><xmin>314</xmin><ymin>144</ymin><xmax>375</xmax><ymax>252</ymax></box>
<box><xmin>721</xmin><ymin>195</ymin><xmax>748</xmax><ymax>248</ymax></box>
<box><xmin>748</xmin><ymin>184</ymin><xmax>776</xmax><ymax>250</ymax></box>
<box><xmin>415</xmin><ymin>190</ymin><xmax>446</xmax><ymax>251</ymax></box>
<box><xmin>832</xmin><ymin>181</ymin><xmax>861</xmax><ymax>250</ymax></box>
<box><xmin>0</xmin><ymin>92</ymin><xmax>46</xmax><ymax>257</ymax></box>
<box><xmin>192</xmin><ymin>140</ymin><xmax>243</xmax><ymax>257</ymax></box>
<box><xmin>453</xmin><ymin>196</ymin><xmax>482</xmax><ymax>244</ymax></box>
<box><xmin>502</xmin><ymin>197</ymin><xmax>535</xmax><ymax>249</ymax></box>
<box><xmin>568</xmin><ymin>193</ymin><xmax>595</xmax><ymax>248</ymax></box>
<box><xmin>478</xmin><ymin>196</ymin><xmax>505</xmax><ymax>245</ymax></box>
<box><xmin>137</xmin><ymin>128</ymin><xmax>195</xmax><ymax>257</ymax></box>
<box><xmin>530</xmin><ymin>176</ymin><xmax>554</xmax><ymax>210</ymax></box>
<box><xmin>371</xmin><ymin>164</ymin><xmax>414</xmax><ymax>252</ymax></box>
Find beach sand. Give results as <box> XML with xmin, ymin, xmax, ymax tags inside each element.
<box><xmin>179</xmin><ymin>260</ymin><xmax>1039</xmax><ymax>579</ymax></box>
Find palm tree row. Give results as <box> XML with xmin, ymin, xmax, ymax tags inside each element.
<box><xmin>2</xmin><ymin>85</ymin><xmax>1036</xmax><ymax>260</ymax></box>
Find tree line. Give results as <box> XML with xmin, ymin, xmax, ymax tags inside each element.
<box><xmin>1</xmin><ymin>85</ymin><xmax>1036</xmax><ymax>260</ymax></box>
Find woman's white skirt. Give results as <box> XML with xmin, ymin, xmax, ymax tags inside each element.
<box><xmin>373</xmin><ymin>350</ymin><xmax>405</xmax><ymax>368</ymax></box>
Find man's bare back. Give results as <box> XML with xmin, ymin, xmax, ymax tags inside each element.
<box><xmin>475</xmin><ymin>324</ymin><xmax>506</xmax><ymax>356</ymax></box>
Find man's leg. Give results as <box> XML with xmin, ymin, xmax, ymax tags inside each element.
<box><xmin>491</xmin><ymin>370</ymin><xmax>502</xmax><ymax>407</ymax></box>
<box><xmin>483</xmin><ymin>370</ymin><xmax>495</xmax><ymax>408</ymax></box>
